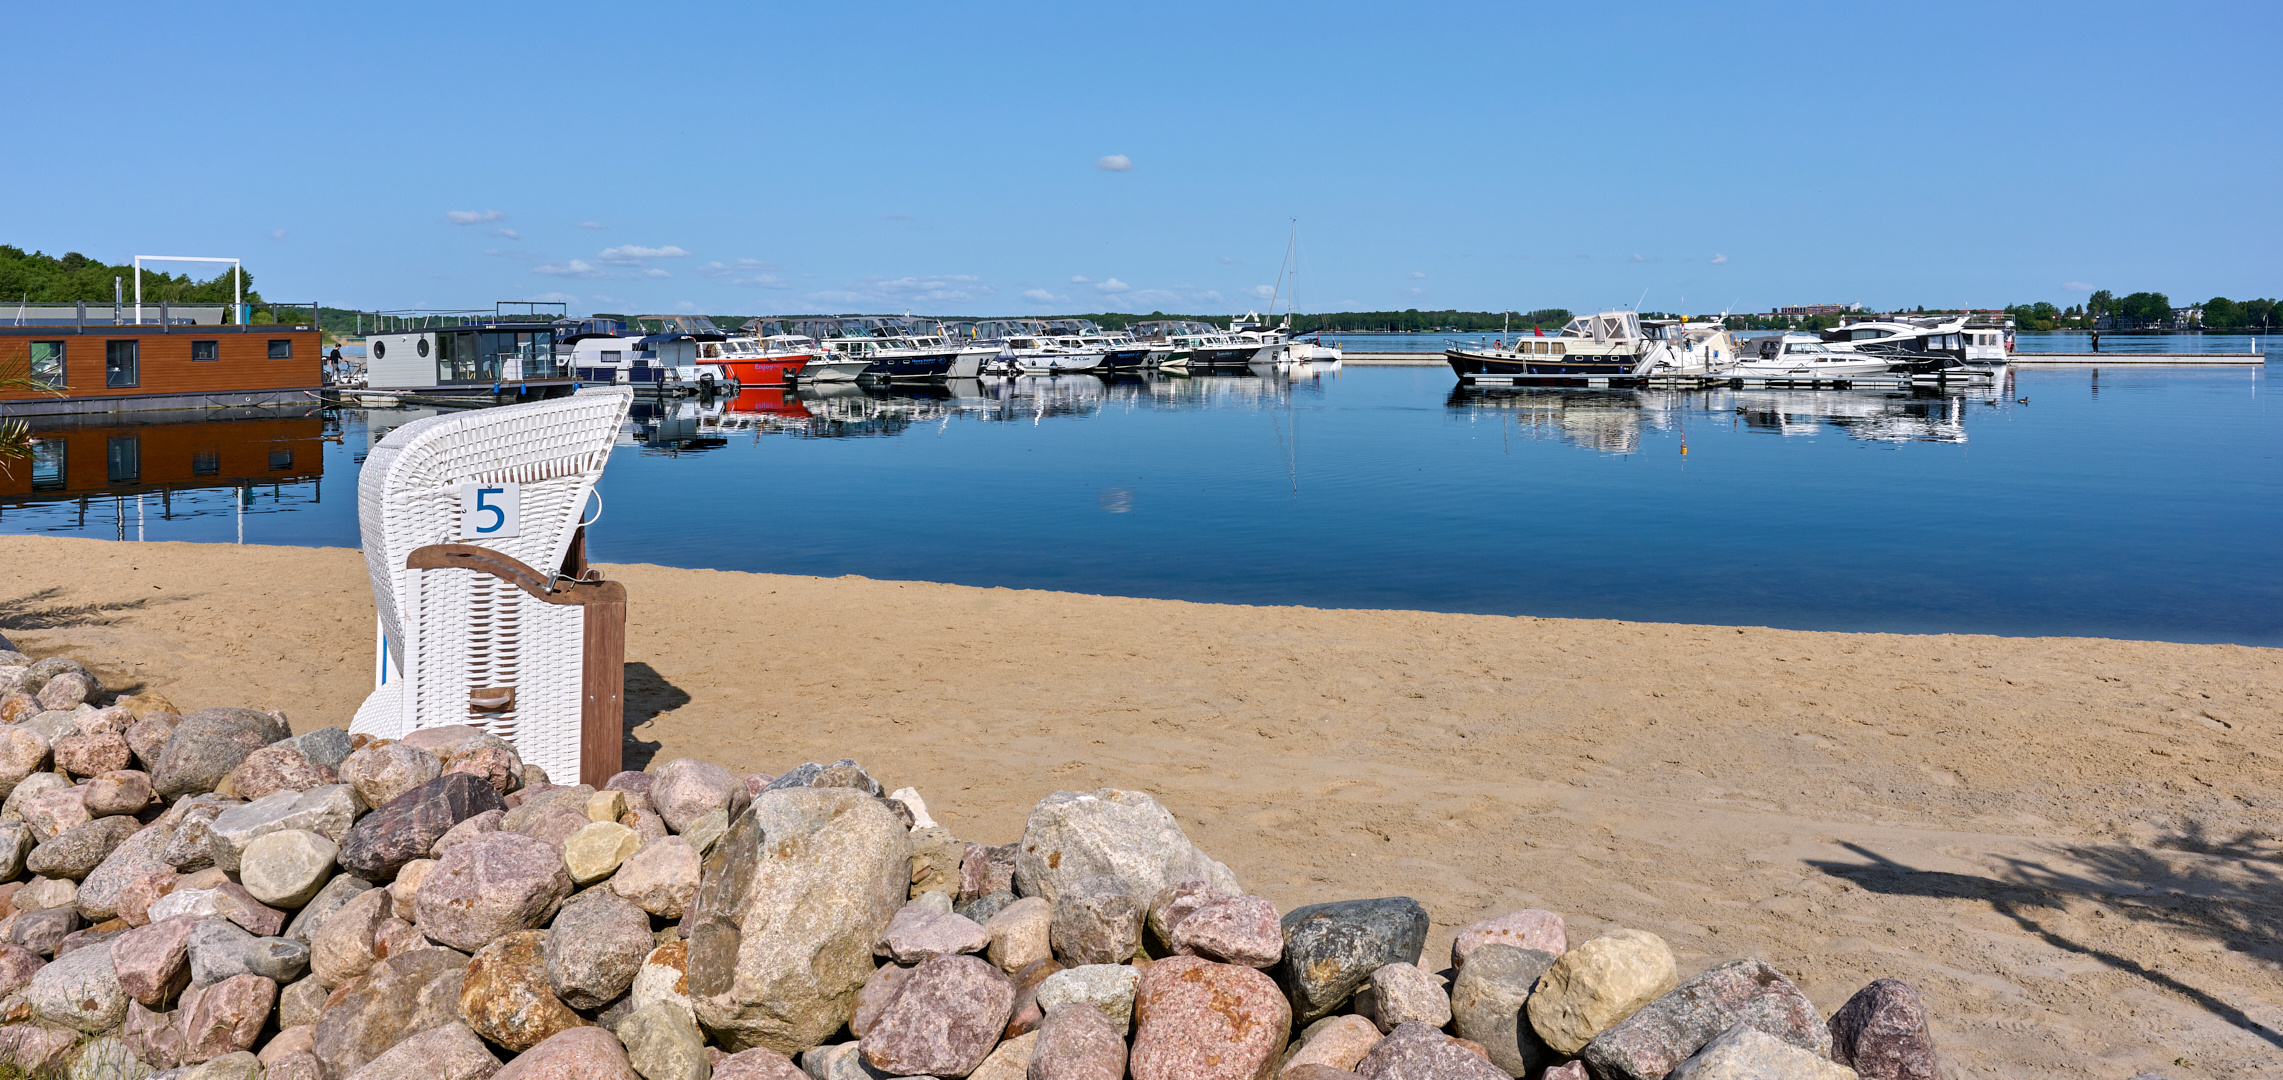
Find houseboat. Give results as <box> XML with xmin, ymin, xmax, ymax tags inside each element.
<box><xmin>1</xmin><ymin>302</ymin><xmax>321</xmax><ymax>416</ymax></box>
<box><xmin>360</xmin><ymin>304</ymin><xmax>579</xmax><ymax>403</ymax></box>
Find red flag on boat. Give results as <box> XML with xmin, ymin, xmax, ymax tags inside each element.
<box><xmin>1533</xmin><ymin>327</ymin><xmax>1544</xmax><ymax>336</ymax></box>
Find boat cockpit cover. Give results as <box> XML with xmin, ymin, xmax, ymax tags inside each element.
<box><xmin>1562</xmin><ymin>311</ymin><xmax>1645</xmax><ymax>343</ymax></box>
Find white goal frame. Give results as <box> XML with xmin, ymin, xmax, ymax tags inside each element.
<box><xmin>133</xmin><ymin>255</ymin><xmax>241</xmax><ymax>325</ymax></box>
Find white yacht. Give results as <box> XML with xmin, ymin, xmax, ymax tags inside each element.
<box><xmin>973</xmin><ymin>320</ymin><xmax>1105</xmax><ymax>374</ymax></box>
<box><xmin>1725</xmin><ymin>335</ymin><xmax>1897</xmax><ymax>381</ymax></box>
<box><xmin>1818</xmin><ymin>316</ymin><xmax>2009</xmax><ymax>377</ymax></box>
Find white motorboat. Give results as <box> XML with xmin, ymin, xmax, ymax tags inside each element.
<box><xmin>1724</xmin><ymin>335</ymin><xmax>1898</xmax><ymax>381</ymax></box>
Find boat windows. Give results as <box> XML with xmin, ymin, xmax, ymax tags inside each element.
<box><xmin>1785</xmin><ymin>342</ymin><xmax>1827</xmax><ymax>354</ymax></box>
<box><xmin>28</xmin><ymin>341</ymin><xmax>63</xmax><ymax>385</ymax></box>
<box><xmin>191</xmin><ymin>340</ymin><xmax>220</xmax><ymax>362</ymax></box>
<box><xmin>192</xmin><ymin>449</ymin><xmax>220</xmax><ymax>476</ymax></box>
<box><xmin>267</xmin><ymin>339</ymin><xmax>293</xmax><ymax>359</ymax></box>
<box><xmin>268</xmin><ymin>449</ymin><xmax>294</xmax><ymax>471</ymax></box>
<box><xmin>104</xmin><ymin>340</ymin><xmax>139</xmax><ymax>388</ymax></box>
<box><xmin>1550</xmin><ymin>343</ymin><xmax>1565</xmax><ymax>355</ymax></box>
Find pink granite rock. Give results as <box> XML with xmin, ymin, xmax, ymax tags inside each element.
<box><xmin>0</xmin><ymin>1024</ymin><xmax>79</xmax><ymax>1073</ymax></box>
<box><xmin>53</xmin><ymin>732</ymin><xmax>133</xmax><ymax>780</ymax></box>
<box><xmin>649</xmin><ymin>758</ymin><xmax>740</xmax><ymax>834</ymax></box>
<box><xmin>311</xmin><ymin>946</ymin><xmax>472</xmax><ymax>1079</ymax></box>
<box><xmin>1145</xmin><ymin>878</ymin><xmax>1230</xmax><ymax>952</ymax></box>
<box><xmin>1283</xmin><ymin>1067</ymin><xmax>1364</xmax><ymax>1080</ymax></box>
<box><xmin>1828</xmin><ymin>978</ymin><xmax>1941</xmax><ymax>1080</ymax></box>
<box><xmin>224</xmin><ymin>743</ymin><xmax>333</xmax><ymax>801</ymax></box>
<box><xmin>1029</xmin><ymin>1001</ymin><xmax>1128</xmax><ymax>1080</ymax></box>
<box><xmin>491</xmin><ymin>1026</ymin><xmax>640</xmax><ymax>1080</ymax></box>
<box><xmin>1451</xmin><ymin>909</ymin><xmax>1567</xmax><ymax>968</ymax></box>
<box><xmin>513</xmin><ymin>804</ymin><xmax>592</xmax><ymax>850</ymax></box>
<box><xmin>711</xmin><ymin>1046</ymin><xmax>805</xmax><ymax>1080</ymax></box>
<box><xmin>22</xmin><ymin>786</ymin><xmax>91</xmax><ymax>842</ymax></box>
<box><xmin>1541</xmin><ymin>1063</ymin><xmax>1589</xmax><ymax>1080</ymax></box>
<box><xmin>84</xmin><ymin>770</ymin><xmax>156</xmax><ymax>817</ymax></box>
<box><xmin>542</xmin><ymin>891</ymin><xmax>651</xmax><ymax>1010</ymax></box>
<box><xmin>444</xmin><ymin>745</ymin><xmax>524</xmax><ymax>797</ymax></box>
<box><xmin>310</xmin><ymin>885</ymin><xmax>394</xmax><ymax>987</ymax></box>
<box><xmin>849</xmin><ymin>961</ymin><xmax>914</xmax><ymax>1038</ymax></box>
<box><xmin>413</xmin><ymin>831</ymin><xmax>571</xmax><ymax>952</ymax></box>
<box><xmin>340</xmin><ymin>743</ymin><xmax>444</xmax><ymax>810</ymax></box>
<box><xmin>111</xmin><ymin>915</ymin><xmax>196</xmax><ymax>1005</ymax></box>
<box><xmin>1284</xmin><ymin>1015</ymin><xmax>1382</xmax><ymax>1073</ymax></box>
<box><xmin>0</xmin><ymin>941</ymin><xmax>40</xmax><ymax>998</ymax></box>
<box><xmin>116</xmin><ymin>866</ymin><xmax>178</xmax><ymax>927</ymax></box>
<box><xmin>621</xmin><ymin>808</ymin><xmax>669</xmax><ymax>847</ymax></box>
<box><xmin>875</xmin><ymin>905</ymin><xmax>991</xmax><ymax>964</ymax></box>
<box><xmin>609</xmin><ymin>836</ymin><xmax>700</xmax><ymax>918</ymax></box>
<box><xmin>859</xmin><ymin>953</ymin><xmax>1017</xmax><ymax>1077</ymax></box>
<box><xmin>430</xmin><ymin>807</ymin><xmax>504</xmax><ymax>858</ymax></box>
<box><xmin>1128</xmin><ymin>955</ymin><xmax>1290</xmax><ymax>1080</ymax></box>
<box><xmin>1353</xmin><ymin>1020</ymin><xmax>1508</xmax><ymax>1080</ymax></box>
<box><xmin>1169</xmin><ymin>894</ymin><xmax>1281</xmax><ymax>967</ymax></box>
<box><xmin>347</xmin><ymin>1019</ymin><xmax>502</xmax><ymax>1080</ymax></box>
<box><xmin>177</xmin><ymin>972</ymin><xmax>278</xmax><ymax>1063</ymax></box>
<box><xmin>36</xmin><ymin>672</ymin><xmax>93</xmax><ymax>711</ymax></box>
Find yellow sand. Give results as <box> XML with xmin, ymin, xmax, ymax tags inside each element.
<box><xmin>3</xmin><ymin>535</ymin><xmax>2276</xmax><ymax>1078</ymax></box>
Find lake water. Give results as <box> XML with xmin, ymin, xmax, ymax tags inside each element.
<box><xmin>6</xmin><ymin>345</ymin><xmax>2277</xmax><ymax>645</ymax></box>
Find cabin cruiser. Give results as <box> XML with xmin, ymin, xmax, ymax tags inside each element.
<box><xmin>907</xmin><ymin>319</ymin><xmax>999</xmax><ymax>378</ymax></box>
<box><xmin>1281</xmin><ymin>334</ymin><xmax>1344</xmax><ymax>364</ymax></box>
<box><xmin>1181</xmin><ymin>311</ymin><xmax>1287</xmax><ymax>369</ymax></box>
<box><xmin>1047</xmin><ymin>319</ymin><xmax>1153</xmax><ymax>372</ymax></box>
<box><xmin>1817</xmin><ymin>317</ymin><xmax>2008</xmax><ymax>377</ymax></box>
<box><xmin>1128</xmin><ymin>319</ymin><xmax>1217</xmax><ymax>366</ymax></box>
<box><xmin>565</xmin><ymin>317</ymin><xmax>718</xmax><ymax>390</ymax></box>
<box><xmin>1445</xmin><ymin>310</ymin><xmax>1670</xmax><ymax>381</ymax></box>
<box><xmin>1638</xmin><ymin>319</ymin><xmax>1739</xmax><ymax>376</ymax></box>
<box><xmin>694</xmin><ymin>320</ymin><xmax>817</xmax><ymax>387</ymax></box>
<box><xmin>793</xmin><ymin>316</ymin><xmax>959</xmax><ymax>381</ymax></box>
<box><xmin>972</xmin><ymin>319</ymin><xmax>1105</xmax><ymax>374</ymax></box>
<box><xmin>1725</xmin><ymin>334</ymin><xmax>1896</xmax><ymax>381</ymax></box>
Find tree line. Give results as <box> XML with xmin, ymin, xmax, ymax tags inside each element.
<box><xmin>2005</xmin><ymin>291</ymin><xmax>2277</xmax><ymax>331</ymax></box>
<box><xmin>0</xmin><ymin>246</ymin><xmax>264</xmax><ymax>308</ymax></box>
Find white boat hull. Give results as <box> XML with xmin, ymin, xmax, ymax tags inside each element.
<box><xmin>798</xmin><ymin>357</ymin><xmax>873</xmax><ymax>383</ymax></box>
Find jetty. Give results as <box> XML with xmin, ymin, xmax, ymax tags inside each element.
<box><xmin>2005</xmin><ymin>352</ymin><xmax>2263</xmax><ymax>365</ymax></box>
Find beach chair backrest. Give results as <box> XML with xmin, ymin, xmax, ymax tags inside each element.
<box><xmin>354</xmin><ymin>390</ymin><xmax>632</xmax><ymax>778</ymax></box>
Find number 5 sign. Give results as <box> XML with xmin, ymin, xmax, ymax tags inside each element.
<box><xmin>459</xmin><ymin>482</ymin><xmax>522</xmax><ymax>540</ymax></box>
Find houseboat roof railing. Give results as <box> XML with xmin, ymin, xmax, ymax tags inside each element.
<box><xmin>354</xmin><ymin>303</ymin><xmax>570</xmax><ymax>334</ymax></box>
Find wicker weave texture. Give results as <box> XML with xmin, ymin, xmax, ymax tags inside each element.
<box><xmin>351</xmin><ymin>390</ymin><xmax>632</xmax><ymax>784</ymax></box>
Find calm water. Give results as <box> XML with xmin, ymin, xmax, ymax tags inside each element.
<box><xmin>5</xmin><ymin>350</ymin><xmax>2277</xmax><ymax>645</ymax></box>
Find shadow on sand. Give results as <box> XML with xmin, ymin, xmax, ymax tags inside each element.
<box><xmin>620</xmin><ymin>661</ymin><xmax>689</xmax><ymax>773</ymax></box>
<box><xmin>1809</xmin><ymin>828</ymin><xmax>2283</xmax><ymax>1049</ymax></box>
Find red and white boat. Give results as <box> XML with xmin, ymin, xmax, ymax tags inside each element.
<box><xmin>695</xmin><ymin>331</ymin><xmax>817</xmax><ymax>387</ymax></box>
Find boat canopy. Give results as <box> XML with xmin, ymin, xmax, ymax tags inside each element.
<box><xmin>1561</xmin><ymin>311</ymin><xmax>1646</xmax><ymax>343</ymax></box>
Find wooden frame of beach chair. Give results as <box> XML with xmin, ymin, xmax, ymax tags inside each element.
<box><xmin>350</xmin><ymin>389</ymin><xmax>633</xmax><ymax>786</ymax></box>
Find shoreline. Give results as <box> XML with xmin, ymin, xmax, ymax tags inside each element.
<box><xmin>2</xmin><ymin>534</ymin><xmax>2278</xmax><ymax>1077</ymax></box>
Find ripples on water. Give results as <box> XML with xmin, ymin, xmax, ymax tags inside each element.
<box><xmin>4</xmin><ymin>358</ymin><xmax>2275</xmax><ymax>645</ymax></box>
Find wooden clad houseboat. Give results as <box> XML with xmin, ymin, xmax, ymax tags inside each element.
<box><xmin>1</xmin><ymin>305</ymin><xmax>321</xmax><ymax>415</ymax></box>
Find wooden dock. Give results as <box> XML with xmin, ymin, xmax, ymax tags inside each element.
<box><xmin>1342</xmin><ymin>353</ymin><xmax>1447</xmax><ymax>365</ymax></box>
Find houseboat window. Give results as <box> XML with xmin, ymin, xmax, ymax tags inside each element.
<box><xmin>191</xmin><ymin>340</ymin><xmax>220</xmax><ymax>362</ymax></box>
<box><xmin>29</xmin><ymin>341</ymin><xmax>64</xmax><ymax>384</ymax></box>
<box><xmin>106</xmin><ymin>437</ymin><xmax>140</xmax><ymax>484</ymax></box>
<box><xmin>192</xmin><ymin>450</ymin><xmax>220</xmax><ymax>476</ymax></box>
<box><xmin>372</xmin><ymin>340</ymin><xmax>386</xmax><ymax>359</ymax></box>
<box><xmin>416</xmin><ymin>338</ymin><xmax>429</xmax><ymax>357</ymax></box>
<box><xmin>268</xmin><ymin>339</ymin><xmax>293</xmax><ymax>359</ymax></box>
<box><xmin>30</xmin><ymin>442</ymin><xmax>65</xmax><ymax>492</ymax></box>
<box><xmin>268</xmin><ymin>449</ymin><xmax>294</xmax><ymax>471</ymax></box>
<box><xmin>104</xmin><ymin>341</ymin><xmax>139</xmax><ymax>388</ymax></box>
<box><xmin>601</xmin><ymin>351</ymin><xmax>622</xmax><ymax>364</ymax></box>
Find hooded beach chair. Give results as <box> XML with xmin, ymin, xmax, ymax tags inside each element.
<box><xmin>350</xmin><ymin>389</ymin><xmax>635</xmax><ymax>785</ymax></box>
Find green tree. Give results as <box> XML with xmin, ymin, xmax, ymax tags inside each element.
<box><xmin>2116</xmin><ymin>291</ymin><xmax>2172</xmax><ymax>326</ymax></box>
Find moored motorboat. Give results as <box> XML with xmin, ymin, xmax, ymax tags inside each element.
<box><xmin>1445</xmin><ymin>311</ymin><xmax>1665</xmax><ymax>383</ymax></box>
<box><xmin>1723</xmin><ymin>334</ymin><xmax>1897</xmax><ymax>381</ymax></box>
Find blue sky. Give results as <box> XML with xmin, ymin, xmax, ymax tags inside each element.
<box><xmin>7</xmin><ymin>0</ymin><xmax>2276</xmax><ymax>317</ymax></box>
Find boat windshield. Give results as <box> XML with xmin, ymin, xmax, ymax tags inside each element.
<box><xmin>1785</xmin><ymin>342</ymin><xmax>1829</xmax><ymax>354</ymax></box>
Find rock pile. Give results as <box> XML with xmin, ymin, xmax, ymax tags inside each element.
<box><xmin>0</xmin><ymin>648</ymin><xmax>1946</xmax><ymax>1080</ymax></box>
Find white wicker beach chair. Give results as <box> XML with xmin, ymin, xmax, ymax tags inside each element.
<box><xmin>350</xmin><ymin>390</ymin><xmax>634</xmax><ymax>785</ymax></box>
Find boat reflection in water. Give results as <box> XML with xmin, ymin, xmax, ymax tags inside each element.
<box><xmin>0</xmin><ymin>407</ymin><xmax>330</xmax><ymax>538</ymax></box>
<box><xmin>1446</xmin><ymin>383</ymin><xmax>1992</xmax><ymax>454</ymax></box>
<box><xmin>610</xmin><ymin>367</ymin><xmax>1340</xmax><ymax>449</ymax></box>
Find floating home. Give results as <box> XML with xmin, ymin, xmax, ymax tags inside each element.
<box><xmin>0</xmin><ymin>408</ymin><xmax>326</xmax><ymax>521</ymax></box>
<box><xmin>0</xmin><ymin>303</ymin><xmax>320</xmax><ymax>416</ymax></box>
<box><xmin>360</xmin><ymin>305</ymin><xmax>582</xmax><ymax>403</ymax></box>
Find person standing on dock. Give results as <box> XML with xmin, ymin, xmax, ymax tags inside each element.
<box><xmin>2091</xmin><ymin>330</ymin><xmax>2101</xmax><ymax>353</ymax></box>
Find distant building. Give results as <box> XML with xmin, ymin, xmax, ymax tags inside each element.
<box><xmin>1777</xmin><ymin>303</ymin><xmax>1863</xmax><ymax>316</ymax></box>
<box><xmin>2172</xmin><ymin>306</ymin><xmax>2202</xmax><ymax>328</ymax></box>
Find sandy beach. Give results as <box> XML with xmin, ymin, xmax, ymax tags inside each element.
<box><xmin>1</xmin><ymin>533</ymin><xmax>2276</xmax><ymax>1078</ymax></box>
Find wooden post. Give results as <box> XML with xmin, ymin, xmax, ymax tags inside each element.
<box><xmin>579</xmin><ymin>581</ymin><xmax>626</xmax><ymax>787</ymax></box>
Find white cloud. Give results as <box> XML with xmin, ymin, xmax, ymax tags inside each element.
<box><xmin>1409</xmin><ymin>271</ymin><xmax>1426</xmax><ymax>279</ymax></box>
<box><xmin>446</xmin><ymin>209</ymin><xmax>506</xmax><ymax>225</ymax></box>
<box><xmin>1095</xmin><ymin>154</ymin><xmax>1134</xmax><ymax>172</ymax></box>
<box><xmin>2063</xmin><ymin>280</ymin><xmax>2096</xmax><ymax>291</ymax></box>
<box><xmin>642</xmin><ymin>268</ymin><xmax>672</xmax><ymax>279</ymax></box>
<box><xmin>526</xmin><ymin>291</ymin><xmax>581</xmax><ymax>304</ymax></box>
<box><xmin>598</xmin><ymin>244</ymin><xmax>691</xmax><ymax>264</ymax></box>
<box><xmin>704</xmin><ymin>261</ymin><xmax>792</xmax><ymax>289</ymax></box>
<box><xmin>1022</xmin><ymin>289</ymin><xmax>1064</xmax><ymax>303</ymax></box>
<box><xmin>268</xmin><ymin>229</ymin><xmax>287</xmax><ymax>241</ymax></box>
<box><xmin>578</xmin><ymin>221</ymin><xmax>605</xmax><ymax>230</ymax></box>
<box><xmin>1071</xmin><ymin>275</ymin><xmax>1091</xmax><ymax>284</ymax></box>
<box><xmin>1403</xmin><ymin>286</ymin><xmax>1425</xmax><ymax>296</ymax></box>
<box><xmin>1217</xmin><ymin>256</ymin><xmax>1236</xmax><ymax>265</ymax></box>
<box><xmin>534</xmin><ymin>259</ymin><xmax>604</xmax><ymax>279</ymax></box>
<box><xmin>1095</xmin><ymin>278</ymin><xmax>1131</xmax><ymax>294</ymax></box>
<box><xmin>1247</xmin><ymin>285</ymin><xmax>1276</xmax><ymax>300</ymax></box>
<box><xmin>808</xmin><ymin>274</ymin><xmax>992</xmax><ymax>307</ymax></box>
<box><xmin>674</xmin><ymin>301</ymin><xmax>698</xmax><ymax>312</ymax></box>
<box><xmin>481</xmin><ymin>249</ymin><xmax>512</xmax><ymax>257</ymax></box>
<box><xmin>491</xmin><ymin>228</ymin><xmax>520</xmax><ymax>240</ymax></box>
<box><xmin>592</xmin><ymin>294</ymin><xmax>614</xmax><ymax>303</ymax></box>
<box><xmin>1710</xmin><ymin>253</ymin><xmax>1729</xmax><ymax>265</ymax></box>
<box><xmin>1628</xmin><ymin>253</ymin><xmax>1647</xmax><ymax>263</ymax></box>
